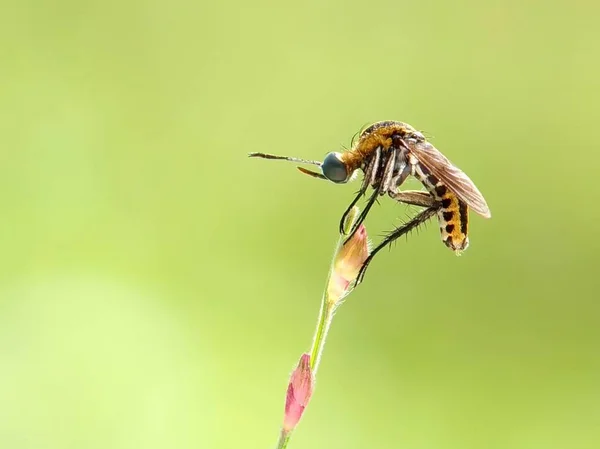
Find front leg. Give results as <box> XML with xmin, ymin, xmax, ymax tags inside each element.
<box><xmin>389</xmin><ymin>190</ymin><xmax>439</xmax><ymax>208</ymax></box>
<box><xmin>338</xmin><ymin>147</ymin><xmax>382</xmax><ymax>234</ymax></box>
<box><xmin>344</xmin><ymin>147</ymin><xmax>397</xmax><ymax>241</ymax></box>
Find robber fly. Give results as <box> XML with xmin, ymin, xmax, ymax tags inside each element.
<box><xmin>250</xmin><ymin>120</ymin><xmax>490</xmax><ymax>279</ymax></box>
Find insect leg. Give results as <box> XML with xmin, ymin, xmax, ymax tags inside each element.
<box><xmin>355</xmin><ymin>206</ymin><xmax>439</xmax><ymax>285</ymax></box>
<box><xmin>390</xmin><ymin>162</ymin><xmax>411</xmax><ymax>189</ymax></box>
<box><xmin>344</xmin><ymin>186</ymin><xmax>380</xmax><ymax>242</ymax></box>
<box><xmin>380</xmin><ymin>147</ymin><xmax>398</xmax><ymax>194</ymax></box>
<box><xmin>389</xmin><ymin>190</ymin><xmax>439</xmax><ymax>208</ymax></box>
<box><xmin>344</xmin><ymin>148</ymin><xmax>397</xmax><ymax>240</ymax></box>
<box><xmin>366</xmin><ymin>146</ymin><xmax>381</xmax><ymax>187</ymax></box>
<box><xmin>338</xmin><ymin>147</ymin><xmax>381</xmax><ymax>234</ymax></box>
<box><xmin>338</xmin><ymin>183</ymin><xmax>369</xmax><ymax>234</ymax></box>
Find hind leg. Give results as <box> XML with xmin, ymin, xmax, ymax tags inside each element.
<box><xmin>389</xmin><ymin>190</ymin><xmax>439</xmax><ymax>208</ymax></box>
<box><xmin>355</xmin><ymin>206</ymin><xmax>439</xmax><ymax>285</ymax></box>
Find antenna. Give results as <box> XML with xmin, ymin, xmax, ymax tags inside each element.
<box><xmin>248</xmin><ymin>152</ymin><xmax>322</xmax><ymax>167</ymax></box>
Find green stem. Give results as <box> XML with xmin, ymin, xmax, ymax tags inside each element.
<box><xmin>309</xmin><ymin>296</ymin><xmax>335</xmax><ymax>374</ymax></box>
<box><xmin>275</xmin><ymin>430</ymin><xmax>291</xmax><ymax>449</ymax></box>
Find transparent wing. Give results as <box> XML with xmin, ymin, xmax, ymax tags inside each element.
<box><xmin>409</xmin><ymin>140</ymin><xmax>491</xmax><ymax>218</ymax></box>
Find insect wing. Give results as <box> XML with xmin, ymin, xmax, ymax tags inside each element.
<box><xmin>409</xmin><ymin>141</ymin><xmax>491</xmax><ymax>218</ymax></box>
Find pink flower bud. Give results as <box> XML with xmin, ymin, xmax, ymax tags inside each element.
<box><xmin>327</xmin><ymin>224</ymin><xmax>370</xmax><ymax>300</ymax></box>
<box><xmin>283</xmin><ymin>353</ymin><xmax>314</xmax><ymax>432</ymax></box>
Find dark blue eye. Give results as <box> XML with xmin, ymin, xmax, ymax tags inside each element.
<box><xmin>322</xmin><ymin>152</ymin><xmax>348</xmax><ymax>183</ymax></box>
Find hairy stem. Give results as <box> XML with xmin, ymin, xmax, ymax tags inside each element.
<box><xmin>309</xmin><ymin>297</ymin><xmax>335</xmax><ymax>374</ymax></box>
<box><xmin>275</xmin><ymin>430</ymin><xmax>291</xmax><ymax>449</ymax></box>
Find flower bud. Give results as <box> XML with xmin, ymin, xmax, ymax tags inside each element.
<box><xmin>327</xmin><ymin>223</ymin><xmax>370</xmax><ymax>301</ymax></box>
<box><xmin>282</xmin><ymin>353</ymin><xmax>314</xmax><ymax>432</ymax></box>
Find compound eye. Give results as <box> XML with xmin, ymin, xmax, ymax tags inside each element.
<box><xmin>321</xmin><ymin>152</ymin><xmax>348</xmax><ymax>183</ymax></box>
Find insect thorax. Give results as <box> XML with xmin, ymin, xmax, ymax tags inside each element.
<box><xmin>342</xmin><ymin>121</ymin><xmax>420</xmax><ymax>172</ymax></box>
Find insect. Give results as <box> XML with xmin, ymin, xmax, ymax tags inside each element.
<box><xmin>250</xmin><ymin>120</ymin><xmax>491</xmax><ymax>281</ymax></box>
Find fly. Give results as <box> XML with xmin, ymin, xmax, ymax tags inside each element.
<box><xmin>250</xmin><ymin>120</ymin><xmax>491</xmax><ymax>282</ymax></box>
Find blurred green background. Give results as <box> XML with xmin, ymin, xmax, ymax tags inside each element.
<box><xmin>1</xmin><ymin>0</ymin><xmax>599</xmax><ymax>448</ymax></box>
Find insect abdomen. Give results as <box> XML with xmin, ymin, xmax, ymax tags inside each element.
<box><xmin>437</xmin><ymin>195</ymin><xmax>469</xmax><ymax>254</ymax></box>
<box><xmin>413</xmin><ymin>163</ymin><xmax>469</xmax><ymax>254</ymax></box>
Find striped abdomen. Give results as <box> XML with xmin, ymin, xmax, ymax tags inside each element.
<box><xmin>412</xmin><ymin>162</ymin><xmax>469</xmax><ymax>254</ymax></box>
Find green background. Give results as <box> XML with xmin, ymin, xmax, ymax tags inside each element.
<box><xmin>1</xmin><ymin>0</ymin><xmax>599</xmax><ymax>448</ymax></box>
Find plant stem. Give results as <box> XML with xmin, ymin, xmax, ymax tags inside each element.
<box><xmin>309</xmin><ymin>295</ymin><xmax>335</xmax><ymax>374</ymax></box>
<box><xmin>275</xmin><ymin>430</ymin><xmax>291</xmax><ymax>449</ymax></box>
